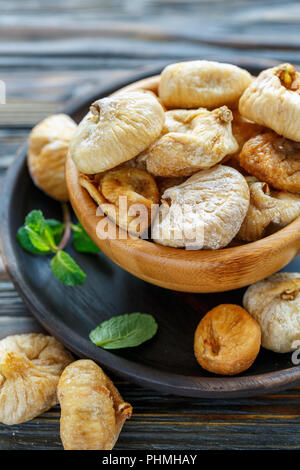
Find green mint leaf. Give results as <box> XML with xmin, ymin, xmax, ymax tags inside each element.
<box><xmin>89</xmin><ymin>313</ymin><xmax>158</xmax><ymax>349</ymax></box>
<box><xmin>45</xmin><ymin>219</ymin><xmax>64</xmax><ymax>245</ymax></box>
<box><xmin>50</xmin><ymin>250</ymin><xmax>86</xmax><ymax>286</ymax></box>
<box><xmin>43</xmin><ymin>225</ymin><xmax>58</xmax><ymax>251</ymax></box>
<box><xmin>17</xmin><ymin>210</ymin><xmax>56</xmax><ymax>254</ymax></box>
<box><xmin>25</xmin><ymin>210</ymin><xmax>45</xmax><ymax>233</ymax></box>
<box><xmin>71</xmin><ymin>223</ymin><xmax>100</xmax><ymax>253</ymax></box>
<box><xmin>24</xmin><ymin>226</ymin><xmax>52</xmax><ymax>253</ymax></box>
<box><xmin>17</xmin><ymin>226</ymin><xmax>50</xmax><ymax>254</ymax></box>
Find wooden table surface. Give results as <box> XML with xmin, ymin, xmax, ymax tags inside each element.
<box><xmin>1</xmin><ymin>0</ymin><xmax>300</xmax><ymax>450</ymax></box>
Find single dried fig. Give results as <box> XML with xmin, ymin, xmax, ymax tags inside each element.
<box><xmin>28</xmin><ymin>114</ymin><xmax>77</xmax><ymax>201</ymax></box>
<box><xmin>70</xmin><ymin>91</ymin><xmax>165</xmax><ymax>174</ymax></box>
<box><xmin>0</xmin><ymin>334</ymin><xmax>73</xmax><ymax>425</ymax></box>
<box><xmin>243</xmin><ymin>273</ymin><xmax>300</xmax><ymax>353</ymax></box>
<box><xmin>57</xmin><ymin>360</ymin><xmax>132</xmax><ymax>450</ymax></box>
<box><xmin>159</xmin><ymin>60</ymin><xmax>252</xmax><ymax>109</ymax></box>
<box><xmin>152</xmin><ymin>165</ymin><xmax>249</xmax><ymax>250</ymax></box>
<box><xmin>237</xmin><ymin>176</ymin><xmax>300</xmax><ymax>241</ymax></box>
<box><xmin>80</xmin><ymin>167</ymin><xmax>159</xmax><ymax>236</ymax></box>
<box><xmin>145</xmin><ymin>107</ymin><xmax>238</xmax><ymax>177</ymax></box>
<box><xmin>239</xmin><ymin>131</ymin><xmax>300</xmax><ymax>193</ymax></box>
<box><xmin>194</xmin><ymin>304</ymin><xmax>261</xmax><ymax>375</ymax></box>
<box><xmin>239</xmin><ymin>63</ymin><xmax>300</xmax><ymax>142</ymax></box>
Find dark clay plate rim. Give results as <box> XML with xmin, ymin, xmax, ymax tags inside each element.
<box><xmin>1</xmin><ymin>67</ymin><xmax>300</xmax><ymax>398</ymax></box>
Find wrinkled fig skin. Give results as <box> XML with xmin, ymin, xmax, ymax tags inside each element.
<box><xmin>0</xmin><ymin>334</ymin><xmax>73</xmax><ymax>425</ymax></box>
<box><xmin>194</xmin><ymin>304</ymin><xmax>261</xmax><ymax>376</ymax></box>
<box><xmin>79</xmin><ymin>167</ymin><xmax>159</xmax><ymax>236</ymax></box>
<box><xmin>238</xmin><ymin>176</ymin><xmax>300</xmax><ymax>241</ymax></box>
<box><xmin>152</xmin><ymin>165</ymin><xmax>250</xmax><ymax>250</ymax></box>
<box><xmin>58</xmin><ymin>360</ymin><xmax>132</xmax><ymax>450</ymax></box>
<box><xmin>100</xmin><ymin>167</ymin><xmax>159</xmax><ymax>208</ymax></box>
<box><xmin>243</xmin><ymin>273</ymin><xmax>300</xmax><ymax>353</ymax></box>
<box><xmin>70</xmin><ymin>91</ymin><xmax>165</xmax><ymax>174</ymax></box>
<box><xmin>145</xmin><ymin>106</ymin><xmax>239</xmax><ymax>177</ymax></box>
<box><xmin>239</xmin><ymin>63</ymin><xmax>300</xmax><ymax>142</ymax></box>
<box><xmin>159</xmin><ymin>60</ymin><xmax>252</xmax><ymax>109</ymax></box>
<box><xmin>28</xmin><ymin>114</ymin><xmax>77</xmax><ymax>201</ymax></box>
<box><xmin>239</xmin><ymin>132</ymin><xmax>300</xmax><ymax>193</ymax></box>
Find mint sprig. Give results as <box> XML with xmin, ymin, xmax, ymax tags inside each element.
<box><xmin>25</xmin><ymin>210</ymin><xmax>45</xmax><ymax>233</ymax></box>
<box><xmin>89</xmin><ymin>313</ymin><xmax>158</xmax><ymax>349</ymax></box>
<box><xmin>17</xmin><ymin>208</ymin><xmax>98</xmax><ymax>287</ymax></box>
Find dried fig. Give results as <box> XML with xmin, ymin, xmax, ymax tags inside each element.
<box><xmin>28</xmin><ymin>114</ymin><xmax>77</xmax><ymax>201</ymax></box>
<box><xmin>243</xmin><ymin>273</ymin><xmax>300</xmax><ymax>353</ymax></box>
<box><xmin>159</xmin><ymin>60</ymin><xmax>252</xmax><ymax>109</ymax></box>
<box><xmin>239</xmin><ymin>63</ymin><xmax>300</xmax><ymax>142</ymax></box>
<box><xmin>239</xmin><ymin>131</ymin><xmax>300</xmax><ymax>193</ymax></box>
<box><xmin>57</xmin><ymin>360</ymin><xmax>132</xmax><ymax>450</ymax></box>
<box><xmin>80</xmin><ymin>167</ymin><xmax>159</xmax><ymax>236</ymax></box>
<box><xmin>194</xmin><ymin>304</ymin><xmax>261</xmax><ymax>375</ymax></box>
<box><xmin>237</xmin><ymin>176</ymin><xmax>300</xmax><ymax>241</ymax></box>
<box><xmin>0</xmin><ymin>334</ymin><xmax>73</xmax><ymax>425</ymax></box>
<box><xmin>152</xmin><ymin>165</ymin><xmax>249</xmax><ymax>250</ymax></box>
<box><xmin>70</xmin><ymin>91</ymin><xmax>165</xmax><ymax>174</ymax></box>
<box><xmin>145</xmin><ymin>107</ymin><xmax>238</xmax><ymax>177</ymax></box>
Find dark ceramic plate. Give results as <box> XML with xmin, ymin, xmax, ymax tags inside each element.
<box><xmin>1</xmin><ymin>67</ymin><xmax>300</xmax><ymax>398</ymax></box>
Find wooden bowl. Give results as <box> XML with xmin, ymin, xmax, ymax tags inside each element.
<box><xmin>66</xmin><ymin>75</ymin><xmax>300</xmax><ymax>293</ymax></box>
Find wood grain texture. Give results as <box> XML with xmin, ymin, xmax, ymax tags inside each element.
<box><xmin>2</xmin><ymin>0</ymin><xmax>300</xmax><ymax>450</ymax></box>
<box><xmin>1</xmin><ymin>278</ymin><xmax>300</xmax><ymax>451</ymax></box>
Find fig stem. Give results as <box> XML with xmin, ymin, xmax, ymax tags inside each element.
<box><xmin>56</xmin><ymin>202</ymin><xmax>71</xmax><ymax>251</ymax></box>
